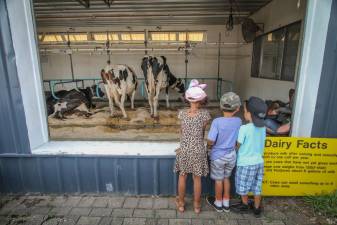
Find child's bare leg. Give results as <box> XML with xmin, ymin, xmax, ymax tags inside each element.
<box><xmin>215</xmin><ymin>180</ymin><xmax>223</xmax><ymax>201</ymax></box>
<box><xmin>223</xmin><ymin>178</ymin><xmax>230</xmax><ymax>200</ymax></box>
<box><xmin>254</xmin><ymin>195</ymin><xmax>261</xmax><ymax>208</ymax></box>
<box><xmin>222</xmin><ymin>178</ymin><xmax>231</xmax><ymax>208</ymax></box>
<box><xmin>241</xmin><ymin>195</ymin><xmax>249</xmax><ymax>204</ymax></box>
<box><xmin>178</xmin><ymin>174</ymin><xmax>187</xmax><ymax>204</ymax></box>
<box><xmin>193</xmin><ymin>175</ymin><xmax>202</xmax><ymax>203</ymax></box>
<box><xmin>193</xmin><ymin>175</ymin><xmax>202</xmax><ymax>213</ymax></box>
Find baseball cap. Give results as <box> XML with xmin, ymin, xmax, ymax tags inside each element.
<box><xmin>246</xmin><ymin>96</ymin><xmax>267</xmax><ymax>127</ymax></box>
<box><xmin>220</xmin><ymin>92</ymin><xmax>241</xmax><ymax>111</ymax></box>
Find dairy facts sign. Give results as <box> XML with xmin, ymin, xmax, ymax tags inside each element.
<box><xmin>262</xmin><ymin>137</ymin><xmax>337</xmax><ymax>196</ymax></box>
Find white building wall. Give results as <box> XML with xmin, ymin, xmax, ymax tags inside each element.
<box><xmin>7</xmin><ymin>0</ymin><xmax>49</xmax><ymax>149</ymax></box>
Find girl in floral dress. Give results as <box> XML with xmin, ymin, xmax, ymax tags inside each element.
<box><xmin>175</xmin><ymin>79</ymin><xmax>211</xmax><ymax>214</ymax></box>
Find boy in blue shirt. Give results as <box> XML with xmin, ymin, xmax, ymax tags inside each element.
<box><xmin>206</xmin><ymin>92</ymin><xmax>242</xmax><ymax>212</ymax></box>
<box><xmin>231</xmin><ymin>97</ymin><xmax>267</xmax><ymax>217</ymax></box>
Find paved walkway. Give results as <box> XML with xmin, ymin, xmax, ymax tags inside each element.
<box><xmin>0</xmin><ymin>195</ymin><xmax>323</xmax><ymax>225</ymax></box>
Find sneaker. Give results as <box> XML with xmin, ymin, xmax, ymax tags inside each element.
<box><xmin>248</xmin><ymin>199</ymin><xmax>255</xmax><ymax>209</ymax></box>
<box><xmin>206</xmin><ymin>196</ymin><xmax>223</xmax><ymax>212</ymax></box>
<box><xmin>222</xmin><ymin>205</ymin><xmax>230</xmax><ymax>213</ymax></box>
<box><xmin>247</xmin><ymin>200</ymin><xmax>262</xmax><ymax>217</ymax></box>
<box><xmin>230</xmin><ymin>202</ymin><xmax>249</xmax><ymax>213</ymax></box>
<box><xmin>253</xmin><ymin>206</ymin><xmax>262</xmax><ymax>217</ymax></box>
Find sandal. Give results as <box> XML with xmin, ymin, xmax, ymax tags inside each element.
<box><xmin>194</xmin><ymin>201</ymin><xmax>201</xmax><ymax>214</ymax></box>
<box><xmin>175</xmin><ymin>197</ymin><xmax>185</xmax><ymax>213</ymax></box>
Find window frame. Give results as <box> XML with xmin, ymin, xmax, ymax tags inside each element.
<box><xmin>251</xmin><ymin>21</ymin><xmax>302</xmax><ymax>82</ymax></box>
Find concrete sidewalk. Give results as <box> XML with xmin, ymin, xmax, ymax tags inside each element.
<box><xmin>0</xmin><ymin>195</ymin><xmax>321</xmax><ymax>225</ymax></box>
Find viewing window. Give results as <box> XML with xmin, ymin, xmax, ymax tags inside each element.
<box><xmin>251</xmin><ymin>22</ymin><xmax>301</xmax><ymax>81</ymax></box>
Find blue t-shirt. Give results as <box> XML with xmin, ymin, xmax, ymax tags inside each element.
<box><xmin>237</xmin><ymin>123</ymin><xmax>266</xmax><ymax>166</ymax></box>
<box><xmin>207</xmin><ymin>117</ymin><xmax>242</xmax><ymax>160</ymax></box>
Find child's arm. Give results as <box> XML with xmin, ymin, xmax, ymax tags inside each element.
<box><xmin>236</xmin><ymin>142</ymin><xmax>241</xmax><ymax>151</ymax></box>
<box><xmin>206</xmin><ymin>119</ymin><xmax>217</xmax><ymax>147</ymax></box>
<box><xmin>236</xmin><ymin>125</ymin><xmax>245</xmax><ymax>151</ymax></box>
<box><xmin>206</xmin><ymin>139</ymin><xmax>214</xmax><ymax>150</ymax></box>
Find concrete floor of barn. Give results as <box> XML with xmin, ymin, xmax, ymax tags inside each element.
<box><xmin>0</xmin><ymin>194</ymin><xmax>329</xmax><ymax>225</ymax></box>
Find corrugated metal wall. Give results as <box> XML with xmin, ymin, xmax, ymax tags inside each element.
<box><xmin>0</xmin><ymin>155</ymin><xmax>221</xmax><ymax>195</ymax></box>
<box><xmin>312</xmin><ymin>0</ymin><xmax>337</xmax><ymax>138</ymax></box>
<box><xmin>0</xmin><ymin>0</ymin><xmax>30</xmax><ymax>154</ymax></box>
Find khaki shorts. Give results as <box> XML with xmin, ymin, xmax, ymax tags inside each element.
<box><xmin>210</xmin><ymin>151</ymin><xmax>236</xmax><ymax>180</ymax></box>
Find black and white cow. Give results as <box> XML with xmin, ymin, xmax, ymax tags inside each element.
<box><xmin>101</xmin><ymin>64</ymin><xmax>138</xmax><ymax>118</ymax></box>
<box><xmin>141</xmin><ymin>55</ymin><xmax>185</xmax><ymax>118</ymax></box>
<box><xmin>46</xmin><ymin>85</ymin><xmax>103</xmax><ymax>119</ymax></box>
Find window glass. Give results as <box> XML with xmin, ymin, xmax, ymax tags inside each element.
<box><xmin>93</xmin><ymin>33</ymin><xmax>108</xmax><ymax>41</ymax></box>
<box><xmin>251</xmin><ymin>22</ymin><xmax>301</xmax><ymax>81</ymax></box>
<box><xmin>121</xmin><ymin>33</ymin><xmax>145</xmax><ymax>41</ymax></box>
<box><xmin>151</xmin><ymin>32</ymin><xmax>176</xmax><ymax>41</ymax></box>
<box><xmin>64</xmin><ymin>34</ymin><xmax>88</xmax><ymax>42</ymax></box>
<box><xmin>131</xmin><ymin>33</ymin><xmax>145</xmax><ymax>41</ymax></box>
<box><xmin>188</xmin><ymin>32</ymin><xmax>204</xmax><ymax>42</ymax></box>
<box><xmin>178</xmin><ymin>32</ymin><xmax>204</xmax><ymax>42</ymax></box>
<box><xmin>109</xmin><ymin>33</ymin><xmax>119</xmax><ymax>41</ymax></box>
<box><xmin>43</xmin><ymin>34</ymin><xmax>63</xmax><ymax>42</ymax></box>
<box><xmin>251</xmin><ymin>36</ymin><xmax>262</xmax><ymax>77</ymax></box>
<box><xmin>260</xmin><ymin>29</ymin><xmax>285</xmax><ymax>79</ymax></box>
<box><xmin>281</xmin><ymin>23</ymin><xmax>301</xmax><ymax>81</ymax></box>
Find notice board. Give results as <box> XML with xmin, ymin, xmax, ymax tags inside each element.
<box><xmin>262</xmin><ymin>137</ymin><xmax>337</xmax><ymax>196</ymax></box>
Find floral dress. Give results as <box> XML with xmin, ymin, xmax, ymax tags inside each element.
<box><xmin>174</xmin><ymin>108</ymin><xmax>211</xmax><ymax>176</ymax></box>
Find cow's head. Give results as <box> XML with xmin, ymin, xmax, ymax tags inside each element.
<box><xmin>107</xmin><ymin>70</ymin><xmax>115</xmax><ymax>80</ymax></box>
<box><xmin>101</xmin><ymin>69</ymin><xmax>114</xmax><ymax>84</ymax></box>
<box><xmin>150</xmin><ymin>56</ymin><xmax>163</xmax><ymax>77</ymax></box>
<box><xmin>175</xmin><ymin>78</ymin><xmax>185</xmax><ymax>94</ymax></box>
<box><xmin>141</xmin><ymin>56</ymin><xmax>151</xmax><ymax>79</ymax></box>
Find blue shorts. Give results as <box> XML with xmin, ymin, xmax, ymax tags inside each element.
<box><xmin>235</xmin><ymin>163</ymin><xmax>264</xmax><ymax>195</ymax></box>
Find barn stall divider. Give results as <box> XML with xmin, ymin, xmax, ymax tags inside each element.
<box><xmin>0</xmin><ymin>154</ymin><xmax>229</xmax><ymax>195</ymax></box>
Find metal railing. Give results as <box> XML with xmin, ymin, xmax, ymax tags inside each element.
<box><xmin>43</xmin><ymin>77</ymin><xmax>233</xmax><ymax>101</ymax></box>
